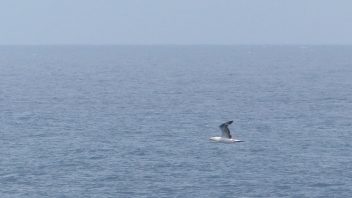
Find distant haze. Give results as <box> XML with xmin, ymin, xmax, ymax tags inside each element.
<box><xmin>1</xmin><ymin>0</ymin><xmax>352</xmax><ymax>45</ymax></box>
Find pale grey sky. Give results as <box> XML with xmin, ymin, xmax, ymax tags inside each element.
<box><xmin>1</xmin><ymin>0</ymin><xmax>352</xmax><ymax>45</ymax></box>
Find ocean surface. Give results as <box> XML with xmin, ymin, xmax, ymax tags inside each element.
<box><xmin>1</xmin><ymin>46</ymin><xmax>351</xmax><ymax>197</ymax></box>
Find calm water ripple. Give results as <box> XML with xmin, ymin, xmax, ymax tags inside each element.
<box><xmin>1</xmin><ymin>46</ymin><xmax>352</xmax><ymax>197</ymax></box>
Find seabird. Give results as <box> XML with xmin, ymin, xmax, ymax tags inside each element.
<box><xmin>209</xmin><ymin>121</ymin><xmax>243</xmax><ymax>143</ymax></box>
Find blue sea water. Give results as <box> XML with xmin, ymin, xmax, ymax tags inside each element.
<box><xmin>0</xmin><ymin>46</ymin><xmax>352</xmax><ymax>197</ymax></box>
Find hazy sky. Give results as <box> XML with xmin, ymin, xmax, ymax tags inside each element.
<box><xmin>1</xmin><ymin>0</ymin><xmax>352</xmax><ymax>45</ymax></box>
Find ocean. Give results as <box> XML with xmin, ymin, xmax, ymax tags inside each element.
<box><xmin>1</xmin><ymin>46</ymin><xmax>351</xmax><ymax>197</ymax></box>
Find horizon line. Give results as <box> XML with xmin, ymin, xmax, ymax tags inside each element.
<box><xmin>1</xmin><ymin>43</ymin><xmax>352</xmax><ymax>46</ymax></box>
